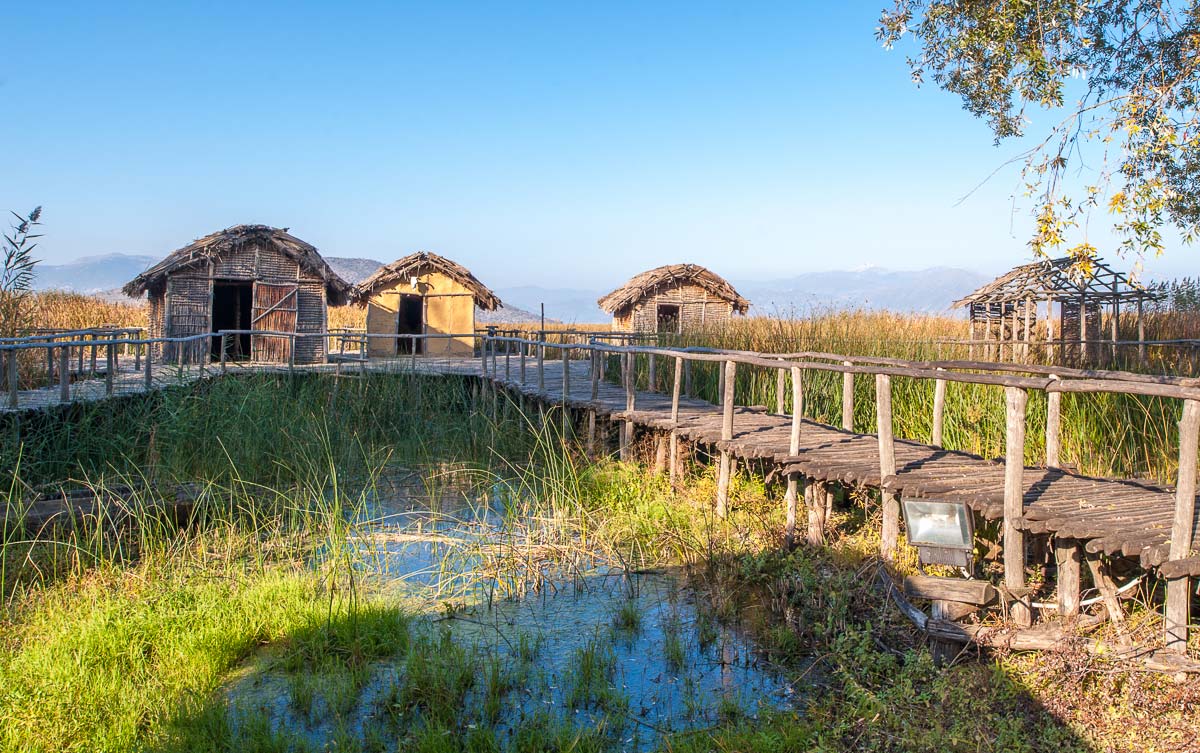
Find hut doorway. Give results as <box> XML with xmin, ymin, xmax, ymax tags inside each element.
<box><xmin>211</xmin><ymin>281</ymin><xmax>253</xmax><ymax>360</ymax></box>
<box><xmin>656</xmin><ymin>304</ymin><xmax>681</xmax><ymax>334</ymax></box>
<box><xmin>397</xmin><ymin>294</ymin><xmax>424</xmax><ymax>354</ymax></box>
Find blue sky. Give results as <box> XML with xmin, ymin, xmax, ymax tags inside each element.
<box><xmin>1</xmin><ymin>2</ymin><xmax>1189</xmax><ymax>288</ymax></box>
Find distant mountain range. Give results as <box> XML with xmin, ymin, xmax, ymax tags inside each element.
<box><xmin>30</xmin><ymin>253</ymin><xmax>991</xmax><ymax>322</ymax></box>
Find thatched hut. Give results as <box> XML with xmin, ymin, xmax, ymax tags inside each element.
<box><xmin>598</xmin><ymin>264</ymin><xmax>749</xmax><ymax>333</ymax></box>
<box><xmin>952</xmin><ymin>256</ymin><xmax>1161</xmax><ymax>361</ymax></box>
<box><xmin>354</xmin><ymin>252</ymin><xmax>500</xmax><ymax>357</ymax></box>
<box><xmin>123</xmin><ymin>224</ymin><xmax>352</xmax><ymax>364</ymax></box>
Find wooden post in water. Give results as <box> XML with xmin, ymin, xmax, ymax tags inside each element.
<box><xmin>876</xmin><ymin>374</ymin><xmax>898</xmax><ymax>559</ymax></box>
<box><xmin>715</xmin><ymin>359</ymin><xmax>736</xmax><ymax>519</ymax></box>
<box><xmin>931</xmin><ymin>368</ymin><xmax>947</xmax><ymax>447</ymax></box>
<box><xmin>59</xmin><ymin>346</ymin><xmax>70</xmax><ymax>403</ymax></box>
<box><xmin>1166</xmin><ymin>399</ymin><xmax>1200</xmax><ymax>651</ymax></box>
<box><xmin>1046</xmin><ymin>376</ymin><xmax>1061</xmax><ymax>468</ymax></box>
<box><xmin>1004</xmin><ymin>386</ymin><xmax>1031</xmax><ymax>627</ymax></box>
<box><xmin>842</xmin><ymin>363</ymin><xmax>854</xmax><ymax>431</ymax></box>
<box><xmin>669</xmin><ymin>356</ymin><xmax>683</xmax><ymax>484</ymax></box>
<box><xmin>784</xmin><ymin>366</ymin><xmax>803</xmax><ymax>548</ymax></box>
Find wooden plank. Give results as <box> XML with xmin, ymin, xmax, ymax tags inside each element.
<box><xmin>903</xmin><ymin>575</ymin><xmax>997</xmax><ymax>606</ymax></box>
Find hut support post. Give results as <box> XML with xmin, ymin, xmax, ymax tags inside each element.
<box><xmin>1004</xmin><ymin>386</ymin><xmax>1031</xmax><ymax>627</ymax></box>
<box><xmin>59</xmin><ymin>345</ymin><xmax>70</xmax><ymax>403</ymax></box>
<box><xmin>1166</xmin><ymin>398</ymin><xmax>1200</xmax><ymax>651</ymax></box>
<box><xmin>876</xmin><ymin>374</ymin><xmax>899</xmax><ymax>559</ymax></box>
<box><xmin>715</xmin><ymin>360</ymin><xmax>736</xmax><ymax>519</ymax></box>
<box><xmin>1055</xmin><ymin>538</ymin><xmax>1082</xmax><ymax>618</ymax></box>
<box><xmin>784</xmin><ymin>366</ymin><xmax>803</xmax><ymax>548</ymax></box>
<box><xmin>1022</xmin><ymin>296</ymin><xmax>1033</xmax><ymax>362</ymax></box>
<box><xmin>1046</xmin><ymin>377</ymin><xmax>1061</xmax><ymax>468</ymax></box>
<box><xmin>1111</xmin><ymin>280</ymin><xmax>1120</xmax><ymax>363</ymax></box>
<box><xmin>669</xmin><ymin>356</ymin><xmax>683</xmax><ymax>485</ymax></box>
<box><xmin>1044</xmin><ymin>299</ymin><xmax>1054</xmax><ymax>361</ymax></box>
<box><xmin>842</xmin><ymin>364</ymin><xmax>854</xmax><ymax>431</ymax></box>
<box><xmin>931</xmin><ymin>368</ymin><xmax>947</xmax><ymax>447</ymax></box>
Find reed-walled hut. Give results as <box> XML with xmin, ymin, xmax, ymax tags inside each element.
<box><xmin>952</xmin><ymin>256</ymin><xmax>1161</xmax><ymax>362</ymax></box>
<box><xmin>598</xmin><ymin>264</ymin><xmax>749</xmax><ymax>333</ymax></box>
<box><xmin>354</xmin><ymin>252</ymin><xmax>501</xmax><ymax>357</ymax></box>
<box><xmin>123</xmin><ymin>224</ymin><xmax>352</xmax><ymax>365</ymax></box>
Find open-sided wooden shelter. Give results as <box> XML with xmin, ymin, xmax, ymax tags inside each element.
<box><xmin>354</xmin><ymin>252</ymin><xmax>500</xmax><ymax>357</ymax></box>
<box><xmin>952</xmin><ymin>256</ymin><xmax>1162</xmax><ymax>361</ymax></box>
<box><xmin>123</xmin><ymin>224</ymin><xmax>352</xmax><ymax>365</ymax></box>
<box><xmin>597</xmin><ymin>264</ymin><xmax>749</xmax><ymax>333</ymax></box>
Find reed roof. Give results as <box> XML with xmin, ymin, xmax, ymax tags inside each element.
<box><xmin>353</xmin><ymin>252</ymin><xmax>501</xmax><ymax>310</ymax></box>
<box><xmin>597</xmin><ymin>264</ymin><xmax>750</xmax><ymax>315</ymax></box>
<box><xmin>122</xmin><ymin>224</ymin><xmax>353</xmax><ymax>305</ymax></box>
<box><xmin>952</xmin><ymin>256</ymin><xmax>1162</xmax><ymax>308</ymax></box>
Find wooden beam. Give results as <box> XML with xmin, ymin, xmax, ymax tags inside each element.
<box><xmin>876</xmin><ymin>374</ymin><xmax>899</xmax><ymax>559</ymax></box>
<box><xmin>903</xmin><ymin>575</ymin><xmax>997</xmax><ymax>606</ymax></box>
<box><xmin>1004</xmin><ymin>386</ymin><xmax>1031</xmax><ymax>627</ymax></box>
<box><xmin>1166</xmin><ymin>398</ymin><xmax>1200</xmax><ymax>651</ymax></box>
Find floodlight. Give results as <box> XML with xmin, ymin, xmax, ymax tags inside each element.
<box><xmin>901</xmin><ymin>498</ymin><xmax>975</xmax><ymax>567</ymax></box>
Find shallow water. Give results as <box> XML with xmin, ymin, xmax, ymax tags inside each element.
<box><xmin>226</xmin><ymin>473</ymin><xmax>796</xmax><ymax>750</ymax></box>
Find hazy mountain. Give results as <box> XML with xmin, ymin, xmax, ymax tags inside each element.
<box><xmin>32</xmin><ymin>253</ymin><xmax>158</xmax><ymax>293</ymax></box>
<box><xmin>493</xmin><ymin>286</ymin><xmax>609</xmax><ymax>324</ymax></box>
<box><xmin>734</xmin><ymin>266</ymin><xmax>989</xmax><ymax>317</ymax></box>
<box><xmin>325</xmin><ymin>256</ymin><xmax>385</xmax><ymax>284</ymax></box>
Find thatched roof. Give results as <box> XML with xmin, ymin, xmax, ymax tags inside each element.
<box><xmin>122</xmin><ymin>224</ymin><xmax>354</xmax><ymax>305</ymax></box>
<box><xmin>952</xmin><ymin>256</ymin><xmax>1162</xmax><ymax>308</ymax></box>
<box><xmin>597</xmin><ymin>264</ymin><xmax>750</xmax><ymax>316</ymax></box>
<box><xmin>353</xmin><ymin>252</ymin><xmax>501</xmax><ymax>310</ymax></box>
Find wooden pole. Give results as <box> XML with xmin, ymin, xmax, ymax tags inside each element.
<box><xmin>562</xmin><ymin>344</ymin><xmax>570</xmax><ymax>405</ymax></box>
<box><xmin>520</xmin><ymin>345</ymin><xmax>527</xmax><ymax>383</ymax></box>
<box><xmin>59</xmin><ymin>346</ymin><xmax>70</xmax><ymax>403</ymax></box>
<box><xmin>1004</xmin><ymin>386</ymin><xmax>1031</xmax><ymax>627</ymax></box>
<box><xmin>105</xmin><ymin>343</ymin><xmax>115</xmax><ymax>396</ymax></box>
<box><xmin>715</xmin><ymin>360</ymin><xmax>736</xmax><ymax>519</ymax></box>
<box><xmin>590</xmin><ymin>350</ymin><xmax>600</xmax><ymax>402</ymax></box>
<box><xmin>620</xmin><ymin>352</ymin><xmax>633</xmax><ymax>460</ymax></box>
<box><xmin>1166</xmin><ymin>398</ymin><xmax>1200</xmax><ymax>651</ymax></box>
<box><xmin>931</xmin><ymin>368</ymin><xmax>947</xmax><ymax>447</ymax></box>
<box><xmin>647</xmin><ymin>353</ymin><xmax>656</xmax><ymax>392</ymax></box>
<box><xmin>1137</xmin><ymin>295</ymin><xmax>1146</xmax><ymax>364</ymax></box>
<box><xmin>1046</xmin><ymin>376</ymin><xmax>1061</xmax><ymax>468</ymax></box>
<box><xmin>1111</xmin><ymin>279</ymin><xmax>1120</xmax><ymax>363</ymax></box>
<box><xmin>6</xmin><ymin>349</ymin><xmax>17</xmax><ymax>409</ymax></box>
<box><xmin>1055</xmin><ymin>538</ymin><xmax>1082</xmax><ymax>618</ymax></box>
<box><xmin>842</xmin><ymin>363</ymin><xmax>854</xmax><ymax>432</ymax></box>
<box><xmin>876</xmin><ymin>374</ymin><xmax>899</xmax><ymax>559</ymax></box>
<box><xmin>537</xmin><ymin>342</ymin><xmax>545</xmax><ymax>392</ymax></box>
<box><xmin>220</xmin><ymin>333</ymin><xmax>228</xmax><ymax>374</ymax></box>
<box><xmin>775</xmin><ymin>361</ymin><xmax>786</xmax><ymax>414</ymax></box>
<box><xmin>684</xmin><ymin>359</ymin><xmax>693</xmax><ymax>397</ymax></box>
<box><xmin>669</xmin><ymin>356</ymin><xmax>683</xmax><ymax>485</ymax></box>
<box><xmin>784</xmin><ymin>366</ymin><xmax>803</xmax><ymax>548</ymax></box>
<box><xmin>807</xmin><ymin>480</ymin><xmax>827</xmax><ymax>546</ymax></box>
<box><xmin>144</xmin><ymin>341</ymin><xmax>153</xmax><ymax>388</ymax></box>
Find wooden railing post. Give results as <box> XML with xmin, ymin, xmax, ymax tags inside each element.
<box><xmin>220</xmin><ymin>333</ymin><xmax>228</xmax><ymax>373</ymax></box>
<box><xmin>715</xmin><ymin>360</ymin><xmax>736</xmax><ymax>519</ymax></box>
<box><xmin>1046</xmin><ymin>376</ymin><xmax>1061</xmax><ymax>468</ymax></box>
<box><xmin>480</xmin><ymin>336</ymin><xmax>488</xmax><ymax>376</ymax></box>
<box><xmin>647</xmin><ymin>352</ymin><xmax>656</xmax><ymax>392</ymax></box>
<box><xmin>520</xmin><ymin>343</ymin><xmax>527</xmax><ymax>383</ymax></box>
<box><xmin>46</xmin><ymin>340</ymin><xmax>55</xmax><ymax>386</ymax></box>
<box><xmin>105</xmin><ymin>343</ymin><xmax>115</xmax><ymax>396</ymax></box>
<box><xmin>59</xmin><ymin>345</ymin><xmax>70</xmax><ymax>403</ymax></box>
<box><xmin>775</xmin><ymin>359</ymin><xmax>786</xmax><ymax>414</ymax></box>
<box><xmin>561</xmin><ymin>344</ymin><xmax>570</xmax><ymax>404</ymax></box>
<box><xmin>505</xmin><ymin>341</ymin><xmax>511</xmax><ymax>381</ymax></box>
<box><xmin>590</xmin><ymin>349</ymin><xmax>600</xmax><ymax>402</ymax></box>
<box><xmin>931</xmin><ymin>368</ymin><xmax>947</xmax><ymax>447</ymax></box>
<box><xmin>785</xmin><ymin>365</ymin><xmax>803</xmax><ymax>548</ymax></box>
<box><xmin>876</xmin><ymin>374</ymin><xmax>898</xmax><ymax>559</ymax></box>
<box><xmin>537</xmin><ymin>341</ymin><xmax>545</xmax><ymax>392</ymax></box>
<box><xmin>669</xmin><ymin>356</ymin><xmax>683</xmax><ymax>484</ymax></box>
<box><xmin>620</xmin><ymin>351</ymin><xmax>634</xmax><ymax>460</ymax></box>
<box><xmin>6</xmin><ymin>348</ymin><xmax>18</xmax><ymax>409</ymax></box>
<box><xmin>1004</xmin><ymin>386</ymin><xmax>1032</xmax><ymax>627</ymax></box>
<box><xmin>842</xmin><ymin>363</ymin><xmax>854</xmax><ymax>431</ymax></box>
<box><xmin>1165</xmin><ymin>398</ymin><xmax>1200</xmax><ymax>651</ymax></box>
<box><xmin>144</xmin><ymin>341</ymin><xmax>153</xmax><ymax>388</ymax></box>
<box><xmin>684</xmin><ymin>359</ymin><xmax>693</xmax><ymax>397</ymax></box>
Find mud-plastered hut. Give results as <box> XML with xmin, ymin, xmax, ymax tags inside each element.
<box><xmin>123</xmin><ymin>224</ymin><xmax>352</xmax><ymax>364</ymax></box>
<box><xmin>597</xmin><ymin>264</ymin><xmax>749</xmax><ymax>333</ymax></box>
<box><xmin>354</xmin><ymin>252</ymin><xmax>500</xmax><ymax>357</ymax></box>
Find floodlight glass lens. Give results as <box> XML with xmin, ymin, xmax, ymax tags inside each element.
<box><xmin>902</xmin><ymin>499</ymin><xmax>972</xmax><ymax>549</ymax></box>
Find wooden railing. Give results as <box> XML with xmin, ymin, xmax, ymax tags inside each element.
<box><xmin>478</xmin><ymin>333</ymin><xmax>1200</xmax><ymax>652</ymax></box>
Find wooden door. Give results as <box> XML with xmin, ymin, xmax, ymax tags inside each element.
<box><xmin>251</xmin><ymin>282</ymin><xmax>299</xmax><ymax>362</ymax></box>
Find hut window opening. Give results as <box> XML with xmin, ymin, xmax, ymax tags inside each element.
<box><xmin>397</xmin><ymin>294</ymin><xmax>424</xmax><ymax>354</ymax></box>
<box><xmin>656</xmin><ymin>304</ymin><xmax>681</xmax><ymax>334</ymax></box>
<box><xmin>211</xmin><ymin>281</ymin><xmax>252</xmax><ymax>360</ymax></box>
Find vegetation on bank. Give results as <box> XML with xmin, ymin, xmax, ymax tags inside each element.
<box><xmin>0</xmin><ymin>373</ymin><xmax>1195</xmax><ymax>752</ymax></box>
